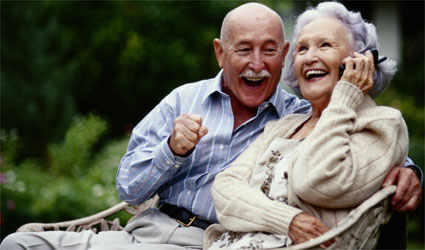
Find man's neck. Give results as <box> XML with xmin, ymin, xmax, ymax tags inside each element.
<box><xmin>222</xmin><ymin>87</ymin><xmax>258</xmax><ymax>130</ymax></box>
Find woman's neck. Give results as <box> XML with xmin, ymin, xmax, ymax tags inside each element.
<box><xmin>289</xmin><ymin>108</ymin><xmax>322</xmax><ymax>140</ymax></box>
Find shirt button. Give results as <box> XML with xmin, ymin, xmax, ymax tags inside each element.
<box><xmin>174</xmin><ymin>164</ymin><xmax>179</xmax><ymax>168</ymax></box>
<box><xmin>166</xmin><ymin>160</ymin><xmax>171</xmax><ymax>165</ymax></box>
<box><xmin>264</xmin><ymin>104</ymin><xmax>269</xmax><ymax>108</ymax></box>
<box><xmin>219</xmin><ymin>145</ymin><xmax>224</xmax><ymax>150</ymax></box>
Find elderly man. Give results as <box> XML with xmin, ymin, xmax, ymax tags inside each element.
<box><xmin>1</xmin><ymin>2</ymin><xmax>421</xmax><ymax>250</ymax></box>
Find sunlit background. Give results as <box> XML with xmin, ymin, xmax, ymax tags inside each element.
<box><xmin>1</xmin><ymin>1</ymin><xmax>423</xmax><ymax>248</ymax></box>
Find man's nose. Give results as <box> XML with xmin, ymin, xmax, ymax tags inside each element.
<box><xmin>249</xmin><ymin>50</ymin><xmax>265</xmax><ymax>72</ymax></box>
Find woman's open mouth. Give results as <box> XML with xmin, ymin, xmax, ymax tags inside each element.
<box><xmin>305</xmin><ymin>69</ymin><xmax>328</xmax><ymax>80</ymax></box>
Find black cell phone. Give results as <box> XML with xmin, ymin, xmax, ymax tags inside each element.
<box><xmin>339</xmin><ymin>48</ymin><xmax>387</xmax><ymax>76</ymax></box>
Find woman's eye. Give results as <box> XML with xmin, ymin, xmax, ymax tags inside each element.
<box><xmin>297</xmin><ymin>46</ymin><xmax>307</xmax><ymax>53</ymax></box>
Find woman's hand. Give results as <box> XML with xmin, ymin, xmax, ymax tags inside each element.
<box><xmin>289</xmin><ymin>212</ymin><xmax>334</xmax><ymax>248</ymax></box>
<box><xmin>340</xmin><ymin>50</ymin><xmax>374</xmax><ymax>95</ymax></box>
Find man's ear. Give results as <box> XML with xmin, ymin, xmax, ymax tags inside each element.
<box><xmin>281</xmin><ymin>41</ymin><xmax>290</xmax><ymax>68</ymax></box>
<box><xmin>213</xmin><ymin>38</ymin><xmax>224</xmax><ymax>68</ymax></box>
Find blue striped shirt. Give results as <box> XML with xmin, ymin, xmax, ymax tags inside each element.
<box><xmin>116</xmin><ymin>71</ymin><xmax>310</xmax><ymax>222</ymax></box>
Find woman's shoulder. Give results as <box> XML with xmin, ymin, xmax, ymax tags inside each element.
<box><xmin>264</xmin><ymin>113</ymin><xmax>311</xmax><ymax>136</ymax></box>
<box><xmin>359</xmin><ymin>98</ymin><xmax>404</xmax><ymax>121</ymax></box>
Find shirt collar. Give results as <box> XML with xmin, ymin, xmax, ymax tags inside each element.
<box><xmin>201</xmin><ymin>70</ymin><xmax>226</xmax><ymax>105</ymax></box>
<box><xmin>202</xmin><ymin>70</ymin><xmax>286</xmax><ymax>118</ymax></box>
<box><xmin>263</xmin><ymin>85</ymin><xmax>286</xmax><ymax>118</ymax></box>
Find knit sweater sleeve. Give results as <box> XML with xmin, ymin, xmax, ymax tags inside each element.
<box><xmin>211</xmin><ymin>120</ymin><xmax>303</xmax><ymax>236</ymax></box>
<box><xmin>290</xmin><ymin>81</ymin><xmax>409</xmax><ymax>208</ymax></box>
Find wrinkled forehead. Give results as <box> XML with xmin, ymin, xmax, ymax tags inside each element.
<box><xmin>297</xmin><ymin>17</ymin><xmax>353</xmax><ymax>49</ymax></box>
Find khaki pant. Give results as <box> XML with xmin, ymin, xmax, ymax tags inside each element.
<box><xmin>0</xmin><ymin>208</ymin><xmax>204</xmax><ymax>250</ymax></box>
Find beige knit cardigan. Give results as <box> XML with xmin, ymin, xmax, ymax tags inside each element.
<box><xmin>203</xmin><ymin>81</ymin><xmax>409</xmax><ymax>248</ymax></box>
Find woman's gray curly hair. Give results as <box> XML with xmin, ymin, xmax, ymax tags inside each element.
<box><xmin>283</xmin><ymin>1</ymin><xmax>397</xmax><ymax>98</ymax></box>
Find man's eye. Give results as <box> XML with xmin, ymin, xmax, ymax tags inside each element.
<box><xmin>264</xmin><ymin>48</ymin><xmax>277</xmax><ymax>55</ymax></box>
<box><xmin>236</xmin><ymin>48</ymin><xmax>251</xmax><ymax>54</ymax></box>
<box><xmin>321</xmin><ymin>43</ymin><xmax>330</xmax><ymax>48</ymax></box>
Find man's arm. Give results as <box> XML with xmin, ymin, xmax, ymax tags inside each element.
<box><xmin>116</xmin><ymin>93</ymin><xmax>184</xmax><ymax>205</ymax></box>
<box><xmin>382</xmin><ymin>163</ymin><xmax>423</xmax><ymax>213</ymax></box>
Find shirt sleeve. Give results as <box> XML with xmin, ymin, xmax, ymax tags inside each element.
<box><xmin>290</xmin><ymin>81</ymin><xmax>410</xmax><ymax>208</ymax></box>
<box><xmin>283</xmin><ymin>91</ymin><xmax>312</xmax><ymax>116</ymax></box>
<box><xmin>404</xmin><ymin>158</ymin><xmax>423</xmax><ymax>185</ymax></box>
<box><xmin>211</xmin><ymin>121</ymin><xmax>303</xmax><ymax>236</ymax></box>
<box><xmin>116</xmin><ymin>91</ymin><xmax>187</xmax><ymax>205</ymax></box>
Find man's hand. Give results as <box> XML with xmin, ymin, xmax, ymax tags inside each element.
<box><xmin>289</xmin><ymin>212</ymin><xmax>333</xmax><ymax>248</ymax></box>
<box><xmin>169</xmin><ymin>114</ymin><xmax>208</xmax><ymax>156</ymax></box>
<box><xmin>382</xmin><ymin>166</ymin><xmax>422</xmax><ymax>212</ymax></box>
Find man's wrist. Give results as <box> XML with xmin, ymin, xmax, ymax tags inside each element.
<box><xmin>406</xmin><ymin>164</ymin><xmax>423</xmax><ymax>186</ymax></box>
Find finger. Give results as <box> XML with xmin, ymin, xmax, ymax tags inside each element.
<box><xmin>366</xmin><ymin>52</ymin><xmax>375</xmax><ymax>91</ymax></box>
<box><xmin>382</xmin><ymin>167</ymin><xmax>400</xmax><ymax>187</ymax></box>
<box><xmin>391</xmin><ymin>174</ymin><xmax>410</xmax><ymax>208</ymax></box>
<box><xmin>173</xmin><ymin>129</ymin><xmax>196</xmax><ymax>148</ymax></box>
<box><xmin>186</xmin><ymin>114</ymin><xmax>203</xmax><ymax>125</ymax></box>
<box><xmin>169</xmin><ymin>131</ymin><xmax>196</xmax><ymax>156</ymax></box>
<box><xmin>198</xmin><ymin>126</ymin><xmax>209</xmax><ymax>138</ymax></box>
<box><xmin>364</xmin><ymin>51</ymin><xmax>375</xmax><ymax>92</ymax></box>
<box><xmin>393</xmin><ymin>171</ymin><xmax>422</xmax><ymax>211</ymax></box>
<box><xmin>397</xmin><ymin>195</ymin><xmax>420</xmax><ymax>213</ymax></box>
<box><xmin>175</xmin><ymin>121</ymin><xmax>199</xmax><ymax>141</ymax></box>
<box><xmin>341</xmin><ymin>58</ymin><xmax>354</xmax><ymax>82</ymax></box>
<box><xmin>353</xmin><ymin>57</ymin><xmax>366</xmax><ymax>82</ymax></box>
<box><xmin>391</xmin><ymin>167</ymin><xmax>417</xmax><ymax>207</ymax></box>
<box><xmin>182</xmin><ymin>115</ymin><xmax>202</xmax><ymax>133</ymax></box>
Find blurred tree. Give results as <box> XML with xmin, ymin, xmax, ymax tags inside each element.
<box><xmin>1</xmin><ymin>1</ymin><xmax>243</xmax><ymax>159</ymax></box>
<box><xmin>1</xmin><ymin>0</ymin><xmax>423</xmax><ymax>246</ymax></box>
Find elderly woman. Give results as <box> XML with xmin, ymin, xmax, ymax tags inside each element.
<box><xmin>203</xmin><ymin>2</ymin><xmax>409</xmax><ymax>249</ymax></box>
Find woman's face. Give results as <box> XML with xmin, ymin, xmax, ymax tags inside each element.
<box><xmin>294</xmin><ymin>17</ymin><xmax>352</xmax><ymax>106</ymax></box>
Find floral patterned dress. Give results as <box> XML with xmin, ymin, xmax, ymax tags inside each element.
<box><xmin>209</xmin><ymin>138</ymin><xmax>302</xmax><ymax>249</ymax></box>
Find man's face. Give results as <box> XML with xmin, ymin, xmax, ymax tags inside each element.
<box><xmin>214</xmin><ymin>15</ymin><xmax>289</xmax><ymax>109</ymax></box>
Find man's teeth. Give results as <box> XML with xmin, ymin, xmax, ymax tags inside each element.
<box><xmin>306</xmin><ymin>70</ymin><xmax>327</xmax><ymax>79</ymax></box>
<box><xmin>245</xmin><ymin>77</ymin><xmax>264</xmax><ymax>81</ymax></box>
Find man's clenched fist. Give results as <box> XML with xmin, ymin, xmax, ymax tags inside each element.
<box><xmin>169</xmin><ymin>114</ymin><xmax>209</xmax><ymax>156</ymax></box>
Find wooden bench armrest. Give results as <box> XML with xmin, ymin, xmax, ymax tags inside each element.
<box><xmin>17</xmin><ymin>195</ymin><xmax>159</xmax><ymax>233</ymax></box>
<box><xmin>281</xmin><ymin>185</ymin><xmax>397</xmax><ymax>250</ymax></box>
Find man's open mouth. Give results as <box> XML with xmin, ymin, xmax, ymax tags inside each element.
<box><xmin>305</xmin><ymin>70</ymin><xmax>328</xmax><ymax>80</ymax></box>
<box><xmin>242</xmin><ymin>76</ymin><xmax>265</xmax><ymax>86</ymax></box>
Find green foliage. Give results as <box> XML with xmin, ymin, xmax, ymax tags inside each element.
<box><xmin>1</xmin><ymin>1</ymin><xmax>243</xmax><ymax>157</ymax></box>
<box><xmin>1</xmin><ymin>0</ymin><xmax>423</xmax><ymax>245</ymax></box>
<box><xmin>48</xmin><ymin>115</ymin><xmax>107</xmax><ymax>176</ymax></box>
<box><xmin>1</xmin><ymin>115</ymin><xmax>128</xmax><ymax>239</ymax></box>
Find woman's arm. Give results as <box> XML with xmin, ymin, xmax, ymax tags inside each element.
<box><xmin>290</xmin><ymin>81</ymin><xmax>409</xmax><ymax>208</ymax></box>
<box><xmin>212</xmin><ymin>121</ymin><xmax>304</xmax><ymax>236</ymax></box>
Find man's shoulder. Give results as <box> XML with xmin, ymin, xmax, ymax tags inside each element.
<box><xmin>173</xmin><ymin>77</ymin><xmax>217</xmax><ymax>93</ymax></box>
<box><xmin>175</xmin><ymin>78</ymin><xmax>215</xmax><ymax>91</ymax></box>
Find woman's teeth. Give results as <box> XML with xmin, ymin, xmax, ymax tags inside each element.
<box><xmin>305</xmin><ymin>70</ymin><xmax>327</xmax><ymax>80</ymax></box>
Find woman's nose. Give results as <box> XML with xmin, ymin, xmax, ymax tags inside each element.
<box><xmin>304</xmin><ymin>48</ymin><xmax>319</xmax><ymax>64</ymax></box>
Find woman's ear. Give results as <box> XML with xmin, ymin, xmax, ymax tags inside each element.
<box><xmin>213</xmin><ymin>38</ymin><xmax>224</xmax><ymax>68</ymax></box>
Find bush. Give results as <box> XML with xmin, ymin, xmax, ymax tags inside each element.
<box><xmin>1</xmin><ymin>115</ymin><xmax>130</xmax><ymax>239</ymax></box>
